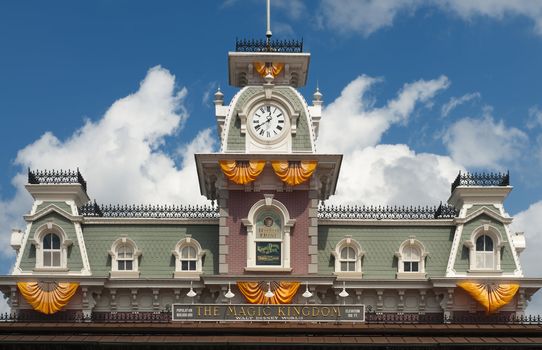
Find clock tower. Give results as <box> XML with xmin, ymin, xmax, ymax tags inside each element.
<box><xmin>195</xmin><ymin>11</ymin><xmax>342</xmax><ymax>277</ymax></box>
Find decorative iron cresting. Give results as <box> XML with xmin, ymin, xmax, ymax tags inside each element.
<box><xmin>451</xmin><ymin>171</ymin><xmax>510</xmax><ymax>193</ymax></box>
<box><xmin>1</xmin><ymin>311</ymin><xmax>541</xmax><ymax>325</ymax></box>
<box><xmin>235</xmin><ymin>38</ymin><xmax>303</xmax><ymax>53</ymax></box>
<box><xmin>79</xmin><ymin>201</ymin><xmax>219</xmax><ymax>219</ymax></box>
<box><xmin>28</xmin><ymin>168</ymin><xmax>87</xmax><ymax>192</ymax></box>
<box><xmin>318</xmin><ymin>203</ymin><xmax>457</xmax><ymax>220</ymax></box>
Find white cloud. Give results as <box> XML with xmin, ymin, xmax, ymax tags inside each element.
<box><xmin>202</xmin><ymin>81</ymin><xmax>218</xmax><ymax>107</ymax></box>
<box><xmin>329</xmin><ymin>144</ymin><xmax>461</xmax><ymax>206</ymax></box>
<box><xmin>318</xmin><ymin>75</ymin><xmax>449</xmax><ymax>154</ymax></box>
<box><xmin>318</xmin><ymin>0</ymin><xmax>421</xmax><ymax>37</ymax></box>
<box><xmin>443</xmin><ymin>108</ymin><xmax>528</xmax><ymax>169</ymax></box>
<box><xmin>527</xmin><ymin>105</ymin><xmax>542</xmax><ymax>129</ymax></box>
<box><xmin>318</xmin><ymin>74</ymin><xmax>460</xmax><ymax>206</ymax></box>
<box><xmin>318</xmin><ymin>0</ymin><xmax>542</xmax><ymax>37</ymax></box>
<box><xmin>0</xmin><ymin>66</ymin><xmax>215</xmax><ymax>259</ymax></box>
<box><xmin>510</xmin><ymin>201</ymin><xmax>542</xmax><ymax>314</ymax></box>
<box><xmin>441</xmin><ymin>92</ymin><xmax>481</xmax><ymax>117</ymax></box>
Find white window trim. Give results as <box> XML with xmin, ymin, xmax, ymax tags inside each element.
<box><xmin>242</xmin><ymin>195</ymin><xmax>295</xmax><ymax>272</ymax></box>
<box><xmin>465</xmin><ymin>224</ymin><xmax>503</xmax><ymax>273</ymax></box>
<box><xmin>395</xmin><ymin>238</ymin><xmax>428</xmax><ymax>279</ymax></box>
<box><xmin>108</xmin><ymin>236</ymin><xmax>141</xmax><ymax>278</ymax></box>
<box><xmin>31</xmin><ymin>222</ymin><xmax>72</xmax><ymax>272</ymax></box>
<box><xmin>172</xmin><ymin>236</ymin><xmax>205</xmax><ymax>279</ymax></box>
<box><xmin>332</xmin><ymin>236</ymin><xmax>364</xmax><ymax>279</ymax></box>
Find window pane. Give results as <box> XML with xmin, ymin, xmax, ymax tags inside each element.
<box><xmin>475</xmin><ymin>252</ymin><xmax>484</xmax><ymax>269</ymax></box>
<box><xmin>188</xmin><ymin>247</ymin><xmax>196</xmax><ymax>259</ymax></box>
<box><xmin>52</xmin><ymin>252</ymin><xmax>61</xmax><ymax>266</ymax></box>
<box><xmin>410</xmin><ymin>247</ymin><xmax>420</xmax><ymax>260</ymax></box>
<box><xmin>125</xmin><ymin>260</ymin><xmax>133</xmax><ymax>271</ymax></box>
<box><xmin>340</xmin><ymin>247</ymin><xmax>347</xmax><ymax>259</ymax></box>
<box><xmin>347</xmin><ymin>262</ymin><xmax>355</xmax><ymax>272</ymax></box>
<box><xmin>404</xmin><ymin>262</ymin><xmax>411</xmax><ymax>272</ymax></box>
<box><xmin>118</xmin><ymin>260</ymin><xmax>125</xmax><ymax>270</ymax></box>
<box><xmin>44</xmin><ymin>251</ymin><xmax>52</xmax><ymax>266</ymax></box>
<box><xmin>189</xmin><ymin>261</ymin><xmax>196</xmax><ymax>271</ymax></box>
<box><xmin>484</xmin><ymin>236</ymin><xmax>493</xmax><ymax>251</ymax></box>
<box><xmin>411</xmin><ymin>262</ymin><xmax>419</xmax><ymax>272</ymax></box>
<box><xmin>51</xmin><ymin>234</ymin><xmax>60</xmax><ymax>249</ymax></box>
<box><xmin>340</xmin><ymin>262</ymin><xmax>347</xmax><ymax>271</ymax></box>
<box><xmin>43</xmin><ymin>234</ymin><xmax>51</xmax><ymax>250</ymax></box>
<box><xmin>181</xmin><ymin>261</ymin><xmax>188</xmax><ymax>271</ymax></box>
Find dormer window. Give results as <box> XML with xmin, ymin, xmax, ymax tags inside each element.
<box><xmin>173</xmin><ymin>237</ymin><xmax>205</xmax><ymax>278</ymax></box>
<box><xmin>109</xmin><ymin>237</ymin><xmax>141</xmax><ymax>278</ymax></box>
<box><xmin>180</xmin><ymin>245</ymin><xmax>197</xmax><ymax>271</ymax></box>
<box><xmin>116</xmin><ymin>243</ymin><xmax>134</xmax><ymax>271</ymax></box>
<box><xmin>465</xmin><ymin>225</ymin><xmax>503</xmax><ymax>273</ymax></box>
<box><xmin>332</xmin><ymin>236</ymin><xmax>364</xmax><ymax>278</ymax></box>
<box><xmin>43</xmin><ymin>233</ymin><xmax>61</xmax><ymax>267</ymax></box>
<box><xmin>396</xmin><ymin>238</ymin><xmax>427</xmax><ymax>279</ymax></box>
<box><xmin>32</xmin><ymin>222</ymin><xmax>72</xmax><ymax>272</ymax></box>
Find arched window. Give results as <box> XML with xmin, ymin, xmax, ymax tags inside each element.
<box><xmin>116</xmin><ymin>243</ymin><xmax>134</xmax><ymax>271</ymax></box>
<box><xmin>242</xmin><ymin>196</ymin><xmax>295</xmax><ymax>272</ymax></box>
<box><xmin>465</xmin><ymin>225</ymin><xmax>502</xmax><ymax>272</ymax></box>
<box><xmin>109</xmin><ymin>237</ymin><xmax>141</xmax><ymax>278</ymax></box>
<box><xmin>339</xmin><ymin>246</ymin><xmax>356</xmax><ymax>272</ymax></box>
<box><xmin>396</xmin><ymin>238</ymin><xmax>427</xmax><ymax>279</ymax></box>
<box><xmin>180</xmin><ymin>245</ymin><xmax>197</xmax><ymax>271</ymax></box>
<box><xmin>32</xmin><ymin>222</ymin><xmax>72</xmax><ymax>271</ymax></box>
<box><xmin>332</xmin><ymin>236</ymin><xmax>364</xmax><ymax>277</ymax></box>
<box><xmin>173</xmin><ymin>237</ymin><xmax>205</xmax><ymax>278</ymax></box>
<box><xmin>475</xmin><ymin>234</ymin><xmax>495</xmax><ymax>269</ymax></box>
<box><xmin>43</xmin><ymin>233</ymin><xmax>61</xmax><ymax>267</ymax></box>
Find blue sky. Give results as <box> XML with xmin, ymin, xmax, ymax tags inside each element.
<box><xmin>1</xmin><ymin>1</ymin><xmax>542</xmax><ymax>312</ymax></box>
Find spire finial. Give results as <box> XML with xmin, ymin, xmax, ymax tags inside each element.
<box><xmin>266</xmin><ymin>0</ymin><xmax>272</xmax><ymax>44</ymax></box>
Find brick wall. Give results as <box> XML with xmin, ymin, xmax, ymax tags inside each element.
<box><xmin>226</xmin><ymin>190</ymin><xmax>310</xmax><ymax>274</ymax></box>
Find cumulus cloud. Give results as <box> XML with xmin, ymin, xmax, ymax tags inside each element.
<box><xmin>441</xmin><ymin>92</ymin><xmax>481</xmax><ymax>118</ymax></box>
<box><xmin>319</xmin><ymin>75</ymin><xmax>449</xmax><ymax>154</ymax></box>
<box><xmin>443</xmin><ymin>108</ymin><xmax>528</xmax><ymax>169</ymax></box>
<box><xmin>318</xmin><ymin>0</ymin><xmax>542</xmax><ymax>37</ymax></box>
<box><xmin>510</xmin><ymin>201</ymin><xmax>542</xmax><ymax>314</ymax></box>
<box><xmin>0</xmin><ymin>66</ymin><xmax>215</xmax><ymax>259</ymax></box>
<box><xmin>318</xmin><ymin>74</ymin><xmax>461</xmax><ymax>205</ymax></box>
<box><xmin>329</xmin><ymin>144</ymin><xmax>461</xmax><ymax>205</ymax></box>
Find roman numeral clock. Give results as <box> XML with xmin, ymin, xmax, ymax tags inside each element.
<box><xmin>250</xmin><ymin>104</ymin><xmax>286</xmax><ymax>141</ymax></box>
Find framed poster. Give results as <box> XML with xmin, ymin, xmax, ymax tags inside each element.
<box><xmin>256</xmin><ymin>242</ymin><xmax>281</xmax><ymax>265</ymax></box>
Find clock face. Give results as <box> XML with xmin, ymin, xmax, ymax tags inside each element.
<box><xmin>250</xmin><ymin>104</ymin><xmax>286</xmax><ymax>140</ymax></box>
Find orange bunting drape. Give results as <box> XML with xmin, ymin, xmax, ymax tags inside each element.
<box><xmin>219</xmin><ymin>160</ymin><xmax>266</xmax><ymax>185</ymax></box>
<box><xmin>237</xmin><ymin>281</ymin><xmax>300</xmax><ymax>304</ymax></box>
<box><xmin>17</xmin><ymin>281</ymin><xmax>79</xmax><ymax>314</ymax></box>
<box><xmin>457</xmin><ymin>282</ymin><xmax>519</xmax><ymax>314</ymax></box>
<box><xmin>271</xmin><ymin>161</ymin><xmax>317</xmax><ymax>186</ymax></box>
<box><xmin>254</xmin><ymin>62</ymin><xmax>284</xmax><ymax>78</ymax></box>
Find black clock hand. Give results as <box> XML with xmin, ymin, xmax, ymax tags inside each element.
<box><xmin>255</xmin><ymin>115</ymin><xmax>272</xmax><ymax>129</ymax></box>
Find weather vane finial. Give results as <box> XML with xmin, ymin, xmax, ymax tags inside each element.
<box><xmin>266</xmin><ymin>0</ymin><xmax>272</xmax><ymax>45</ymax></box>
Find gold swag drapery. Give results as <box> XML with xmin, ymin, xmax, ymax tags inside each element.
<box><xmin>17</xmin><ymin>281</ymin><xmax>79</xmax><ymax>314</ymax></box>
<box><xmin>271</xmin><ymin>161</ymin><xmax>318</xmax><ymax>186</ymax></box>
<box><xmin>237</xmin><ymin>281</ymin><xmax>300</xmax><ymax>304</ymax></box>
<box><xmin>254</xmin><ymin>62</ymin><xmax>284</xmax><ymax>78</ymax></box>
<box><xmin>457</xmin><ymin>282</ymin><xmax>520</xmax><ymax>314</ymax></box>
<box><xmin>219</xmin><ymin>160</ymin><xmax>266</xmax><ymax>185</ymax></box>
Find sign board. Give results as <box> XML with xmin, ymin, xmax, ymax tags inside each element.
<box><xmin>172</xmin><ymin>304</ymin><xmax>365</xmax><ymax>322</ymax></box>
